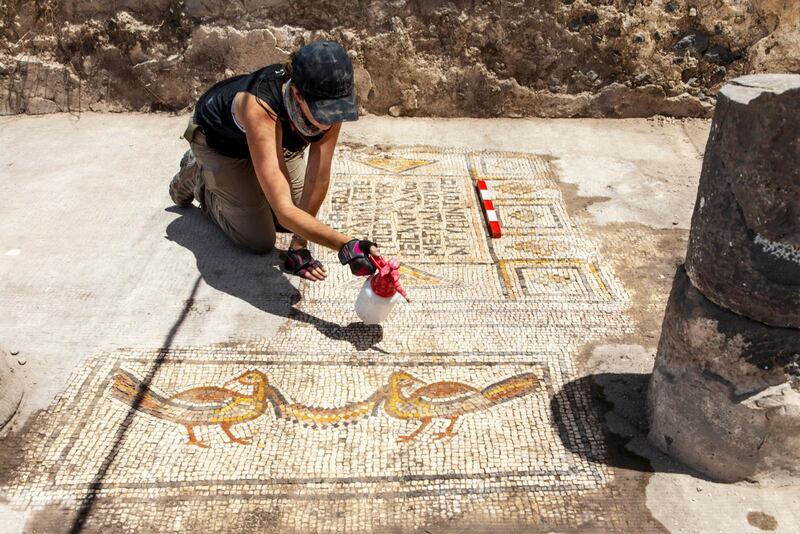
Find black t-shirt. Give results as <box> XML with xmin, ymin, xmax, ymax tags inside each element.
<box><xmin>193</xmin><ymin>64</ymin><xmax>324</xmax><ymax>159</ymax></box>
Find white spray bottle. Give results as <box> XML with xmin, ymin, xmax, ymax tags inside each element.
<box><xmin>355</xmin><ymin>256</ymin><xmax>410</xmax><ymax>325</ymax></box>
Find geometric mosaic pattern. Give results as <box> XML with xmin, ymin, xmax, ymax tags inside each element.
<box><xmin>1</xmin><ymin>147</ymin><xmax>638</xmax><ymax>532</ymax></box>
<box><xmin>496</xmin><ymin>203</ymin><xmax>569</xmax><ymax>232</ymax></box>
<box><xmin>498</xmin><ymin>259</ymin><xmax>624</xmax><ymax>302</ymax></box>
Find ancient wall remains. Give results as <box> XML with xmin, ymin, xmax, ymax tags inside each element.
<box><xmin>2</xmin><ymin>0</ymin><xmax>799</xmax><ymax>117</ymax></box>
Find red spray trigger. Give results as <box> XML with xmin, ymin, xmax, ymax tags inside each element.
<box><xmin>368</xmin><ymin>256</ymin><xmax>410</xmax><ymax>302</ymax></box>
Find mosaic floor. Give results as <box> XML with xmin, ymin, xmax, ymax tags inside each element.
<box><xmin>2</xmin><ymin>148</ymin><xmax>644</xmax><ymax>532</ymax></box>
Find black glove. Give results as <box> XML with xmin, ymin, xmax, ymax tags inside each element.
<box><xmin>338</xmin><ymin>239</ymin><xmax>378</xmax><ymax>276</ymax></box>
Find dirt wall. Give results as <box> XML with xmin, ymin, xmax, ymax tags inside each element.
<box><xmin>1</xmin><ymin>0</ymin><xmax>799</xmax><ymax>118</ymax></box>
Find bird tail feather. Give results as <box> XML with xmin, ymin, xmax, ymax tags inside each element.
<box><xmin>110</xmin><ymin>369</ymin><xmax>173</xmax><ymax>419</ymax></box>
<box><xmin>481</xmin><ymin>373</ymin><xmax>540</xmax><ymax>405</ymax></box>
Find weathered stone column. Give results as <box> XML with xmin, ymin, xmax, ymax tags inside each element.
<box><xmin>685</xmin><ymin>74</ymin><xmax>800</xmax><ymax>328</ymax></box>
<box><xmin>648</xmin><ymin>74</ymin><xmax>800</xmax><ymax>483</ymax></box>
<box><xmin>0</xmin><ymin>345</ymin><xmax>23</xmax><ymax>432</ymax></box>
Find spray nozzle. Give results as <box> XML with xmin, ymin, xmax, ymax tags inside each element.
<box><xmin>369</xmin><ymin>256</ymin><xmax>410</xmax><ymax>302</ymax></box>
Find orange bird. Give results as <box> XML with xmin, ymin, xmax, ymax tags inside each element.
<box><xmin>111</xmin><ymin>369</ymin><xmax>270</xmax><ymax>448</ymax></box>
<box><xmin>384</xmin><ymin>370</ymin><xmax>541</xmax><ymax>442</ymax></box>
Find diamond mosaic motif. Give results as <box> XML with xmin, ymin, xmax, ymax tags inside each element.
<box><xmin>360</xmin><ymin>158</ymin><xmax>435</xmax><ymax>174</ymax></box>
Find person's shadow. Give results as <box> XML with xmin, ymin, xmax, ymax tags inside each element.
<box><xmin>164</xmin><ymin>206</ymin><xmax>384</xmax><ymax>351</ymax></box>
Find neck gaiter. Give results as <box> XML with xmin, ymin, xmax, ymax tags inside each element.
<box><xmin>283</xmin><ymin>80</ymin><xmax>323</xmax><ymax>138</ymax></box>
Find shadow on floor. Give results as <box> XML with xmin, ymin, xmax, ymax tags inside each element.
<box><xmin>66</xmin><ymin>204</ymin><xmax>386</xmax><ymax>532</ymax></box>
<box><xmin>164</xmin><ymin>205</ymin><xmax>384</xmax><ymax>351</ymax></box>
<box><xmin>551</xmin><ymin>372</ymin><xmax>706</xmax><ymax>478</ymax></box>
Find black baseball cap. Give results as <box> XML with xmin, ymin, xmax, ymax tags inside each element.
<box><xmin>292</xmin><ymin>41</ymin><xmax>359</xmax><ymax>125</ymax></box>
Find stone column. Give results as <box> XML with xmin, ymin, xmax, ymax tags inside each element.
<box><xmin>648</xmin><ymin>74</ymin><xmax>800</xmax><ymax>483</ymax></box>
<box><xmin>0</xmin><ymin>345</ymin><xmax>23</xmax><ymax>432</ymax></box>
<box><xmin>685</xmin><ymin>74</ymin><xmax>800</xmax><ymax>327</ymax></box>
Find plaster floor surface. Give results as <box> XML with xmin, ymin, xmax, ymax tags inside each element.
<box><xmin>0</xmin><ymin>113</ymin><xmax>797</xmax><ymax>533</ymax></box>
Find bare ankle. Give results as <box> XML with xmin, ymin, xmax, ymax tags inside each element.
<box><xmin>290</xmin><ymin>234</ymin><xmax>307</xmax><ymax>250</ymax></box>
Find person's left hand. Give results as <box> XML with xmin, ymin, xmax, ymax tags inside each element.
<box><xmin>283</xmin><ymin>247</ymin><xmax>328</xmax><ymax>281</ymax></box>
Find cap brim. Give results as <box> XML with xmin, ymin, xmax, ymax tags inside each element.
<box><xmin>308</xmin><ymin>92</ymin><xmax>359</xmax><ymax>125</ymax></box>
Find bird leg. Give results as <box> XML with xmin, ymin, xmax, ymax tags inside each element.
<box><xmin>221</xmin><ymin>422</ymin><xmax>251</xmax><ymax>445</ymax></box>
<box><xmin>434</xmin><ymin>417</ymin><xmax>459</xmax><ymax>440</ymax></box>
<box><xmin>184</xmin><ymin>425</ymin><xmax>209</xmax><ymax>448</ymax></box>
<box><xmin>397</xmin><ymin>417</ymin><xmax>432</xmax><ymax>442</ymax></box>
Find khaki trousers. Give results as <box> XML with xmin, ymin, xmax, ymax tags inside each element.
<box><xmin>185</xmin><ymin>125</ymin><xmax>306</xmax><ymax>254</ymax></box>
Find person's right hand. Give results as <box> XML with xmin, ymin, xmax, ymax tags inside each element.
<box><xmin>338</xmin><ymin>239</ymin><xmax>380</xmax><ymax>276</ymax></box>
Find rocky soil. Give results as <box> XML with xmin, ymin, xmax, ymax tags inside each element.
<box><xmin>1</xmin><ymin>0</ymin><xmax>799</xmax><ymax>118</ymax></box>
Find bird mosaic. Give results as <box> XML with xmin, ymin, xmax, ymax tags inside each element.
<box><xmin>111</xmin><ymin>369</ymin><xmax>272</xmax><ymax>448</ymax></box>
<box><xmin>384</xmin><ymin>371</ymin><xmax>541</xmax><ymax>442</ymax></box>
<box><xmin>110</xmin><ymin>368</ymin><xmax>541</xmax><ymax>445</ymax></box>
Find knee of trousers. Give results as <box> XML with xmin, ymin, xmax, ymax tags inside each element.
<box><xmin>203</xmin><ymin>197</ymin><xmax>276</xmax><ymax>255</ymax></box>
<box><xmin>237</xmin><ymin>238</ymin><xmax>275</xmax><ymax>255</ymax></box>
<box><xmin>233</xmin><ymin>228</ymin><xmax>276</xmax><ymax>255</ymax></box>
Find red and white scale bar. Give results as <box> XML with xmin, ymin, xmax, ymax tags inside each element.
<box><xmin>476</xmin><ymin>180</ymin><xmax>502</xmax><ymax>238</ymax></box>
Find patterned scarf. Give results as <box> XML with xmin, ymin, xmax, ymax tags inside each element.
<box><xmin>283</xmin><ymin>80</ymin><xmax>323</xmax><ymax>138</ymax></box>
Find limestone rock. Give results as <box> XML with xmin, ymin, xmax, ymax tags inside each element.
<box><xmin>685</xmin><ymin>74</ymin><xmax>800</xmax><ymax>328</ymax></box>
<box><xmin>185</xmin><ymin>26</ymin><xmax>288</xmax><ymax>77</ymax></box>
<box><xmin>648</xmin><ymin>267</ymin><xmax>800</xmax><ymax>483</ymax></box>
<box><xmin>353</xmin><ymin>65</ymin><xmax>373</xmax><ymax>111</ymax></box>
<box><xmin>747</xmin><ymin>0</ymin><xmax>800</xmax><ymax>74</ymax></box>
<box><xmin>2</xmin><ymin>1</ymin><xmax>799</xmax><ymax>116</ymax></box>
<box><xmin>0</xmin><ymin>58</ymin><xmax>84</xmax><ymax>114</ymax></box>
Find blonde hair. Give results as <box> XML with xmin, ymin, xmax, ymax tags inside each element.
<box><xmin>282</xmin><ymin>52</ymin><xmax>296</xmax><ymax>81</ymax></box>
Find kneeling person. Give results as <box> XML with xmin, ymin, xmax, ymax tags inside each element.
<box><xmin>170</xmin><ymin>40</ymin><xmax>378</xmax><ymax>280</ymax></box>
